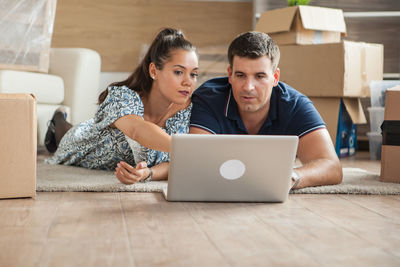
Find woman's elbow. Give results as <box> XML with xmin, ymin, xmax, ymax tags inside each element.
<box><xmin>126</xmin><ymin>127</ymin><xmax>138</xmax><ymax>141</ymax></box>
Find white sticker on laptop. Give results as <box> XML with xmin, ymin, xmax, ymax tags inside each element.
<box><xmin>219</xmin><ymin>159</ymin><xmax>246</xmax><ymax>180</ymax></box>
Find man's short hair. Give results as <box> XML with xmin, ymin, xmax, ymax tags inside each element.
<box><xmin>228</xmin><ymin>31</ymin><xmax>280</xmax><ymax>72</ymax></box>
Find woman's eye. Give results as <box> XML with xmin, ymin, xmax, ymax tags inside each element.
<box><xmin>191</xmin><ymin>73</ymin><xmax>198</xmax><ymax>78</ymax></box>
<box><xmin>174</xmin><ymin>70</ymin><xmax>183</xmax><ymax>75</ymax></box>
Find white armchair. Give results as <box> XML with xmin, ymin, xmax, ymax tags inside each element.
<box><xmin>0</xmin><ymin>48</ymin><xmax>101</xmax><ymax>146</ymax></box>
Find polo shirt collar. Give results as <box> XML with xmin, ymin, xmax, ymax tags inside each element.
<box><xmin>267</xmin><ymin>87</ymin><xmax>278</xmax><ymax>122</ymax></box>
<box><xmin>225</xmin><ymin>89</ymin><xmax>239</xmax><ymax>120</ymax></box>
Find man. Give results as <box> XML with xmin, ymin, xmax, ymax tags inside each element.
<box><xmin>190</xmin><ymin>31</ymin><xmax>342</xmax><ymax>190</ymax></box>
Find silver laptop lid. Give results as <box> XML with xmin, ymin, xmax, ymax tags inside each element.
<box><xmin>166</xmin><ymin>134</ymin><xmax>298</xmax><ymax>202</ymax></box>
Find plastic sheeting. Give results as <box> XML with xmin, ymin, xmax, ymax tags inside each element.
<box><xmin>0</xmin><ymin>0</ymin><xmax>57</xmax><ymax>73</ymax></box>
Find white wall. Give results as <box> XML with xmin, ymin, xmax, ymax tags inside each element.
<box><xmin>99</xmin><ymin>72</ymin><xmax>130</xmax><ymax>95</ymax></box>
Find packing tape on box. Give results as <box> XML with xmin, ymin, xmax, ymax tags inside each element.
<box><xmin>314</xmin><ymin>30</ymin><xmax>323</xmax><ymax>44</ymax></box>
<box><xmin>381</xmin><ymin>120</ymin><xmax>400</xmax><ymax>146</ymax></box>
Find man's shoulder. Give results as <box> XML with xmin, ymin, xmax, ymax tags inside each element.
<box><xmin>193</xmin><ymin>77</ymin><xmax>230</xmax><ymax>98</ymax></box>
<box><xmin>275</xmin><ymin>81</ymin><xmax>309</xmax><ymax>104</ymax></box>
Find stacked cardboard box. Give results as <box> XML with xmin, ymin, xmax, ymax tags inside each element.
<box><xmin>197</xmin><ymin>45</ymin><xmax>229</xmax><ymax>85</ymax></box>
<box><xmin>366</xmin><ymin>81</ymin><xmax>399</xmax><ymax>160</ymax></box>
<box><xmin>380</xmin><ymin>86</ymin><xmax>400</xmax><ymax>183</ymax></box>
<box><xmin>256</xmin><ymin>5</ymin><xmax>384</xmax><ymax>158</ymax></box>
<box><xmin>0</xmin><ymin>94</ymin><xmax>37</xmax><ymax>199</ymax></box>
<box><xmin>255</xmin><ymin>5</ymin><xmax>346</xmax><ymax>45</ymax></box>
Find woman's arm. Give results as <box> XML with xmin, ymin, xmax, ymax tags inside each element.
<box><xmin>115</xmin><ymin>161</ymin><xmax>169</xmax><ymax>184</ymax></box>
<box><xmin>111</xmin><ymin>114</ymin><xmax>171</xmax><ymax>152</ymax></box>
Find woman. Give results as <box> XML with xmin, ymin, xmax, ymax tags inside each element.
<box><xmin>45</xmin><ymin>28</ymin><xmax>198</xmax><ymax>185</ymax></box>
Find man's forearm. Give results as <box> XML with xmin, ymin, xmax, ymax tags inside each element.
<box><xmin>294</xmin><ymin>158</ymin><xmax>343</xmax><ymax>189</ymax></box>
<box><xmin>295</xmin><ymin>129</ymin><xmax>343</xmax><ymax>189</ymax></box>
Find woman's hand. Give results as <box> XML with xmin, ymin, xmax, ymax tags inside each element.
<box><xmin>115</xmin><ymin>161</ymin><xmax>150</xmax><ymax>185</ymax></box>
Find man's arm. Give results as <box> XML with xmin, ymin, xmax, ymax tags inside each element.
<box><xmin>189</xmin><ymin>126</ymin><xmax>213</xmax><ymax>134</ymax></box>
<box><xmin>294</xmin><ymin>128</ymin><xmax>343</xmax><ymax>189</ymax></box>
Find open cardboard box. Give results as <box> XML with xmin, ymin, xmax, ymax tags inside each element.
<box><xmin>255</xmin><ymin>5</ymin><xmax>346</xmax><ymax>45</ymax></box>
<box><xmin>279</xmin><ymin>41</ymin><xmax>384</xmax><ymax>98</ymax></box>
<box><xmin>310</xmin><ymin>97</ymin><xmax>366</xmax><ymax>158</ymax></box>
<box><xmin>381</xmin><ymin>86</ymin><xmax>400</xmax><ymax>183</ymax></box>
<box><xmin>0</xmin><ymin>94</ymin><xmax>36</xmax><ymax>199</ymax></box>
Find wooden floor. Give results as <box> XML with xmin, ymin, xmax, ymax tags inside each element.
<box><xmin>1</xmin><ymin>152</ymin><xmax>399</xmax><ymax>267</ymax></box>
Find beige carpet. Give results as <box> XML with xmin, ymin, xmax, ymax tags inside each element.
<box><xmin>36</xmin><ymin>161</ymin><xmax>400</xmax><ymax>195</ymax></box>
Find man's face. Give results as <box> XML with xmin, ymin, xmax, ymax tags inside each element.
<box><xmin>228</xmin><ymin>55</ymin><xmax>280</xmax><ymax>116</ymax></box>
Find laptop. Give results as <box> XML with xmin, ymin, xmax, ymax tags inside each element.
<box><xmin>163</xmin><ymin>134</ymin><xmax>299</xmax><ymax>202</ymax></box>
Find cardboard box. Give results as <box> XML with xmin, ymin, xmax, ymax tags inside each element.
<box><xmin>0</xmin><ymin>94</ymin><xmax>36</xmax><ymax>198</ymax></box>
<box><xmin>380</xmin><ymin>86</ymin><xmax>400</xmax><ymax>183</ymax></box>
<box><xmin>279</xmin><ymin>41</ymin><xmax>384</xmax><ymax>97</ymax></box>
<box><xmin>255</xmin><ymin>6</ymin><xmax>346</xmax><ymax>45</ymax></box>
<box><xmin>310</xmin><ymin>97</ymin><xmax>366</xmax><ymax>158</ymax></box>
<box><xmin>197</xmin><ymin>45</ymin><xmax>229</xmax><ymax>85</ymax></box>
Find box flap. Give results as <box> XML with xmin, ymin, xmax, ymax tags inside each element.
<box><xmin>309</xmin><ymin>97</ymin><xmax>341</xmax><ymax>145</ymax></box>
<box><xmin>343</xmin><ymin>98</ymin><xmax>366</xmax><ymax>124</ymax></box>
<box><xmin>362</xmin><ymin>43</ymin><xmax>384</xmax><ymax>97</ymax></box>
<box><xmin>343</xmin><ymin>41</ymin><xmax>363</xmax><ymax>96</ymax></box>
<box><xmin>255</xmin><ymin>6</ymin><xmax>298</xmax><ymax>34</ymax></box>
<box><xmin>298</xmin><ymin>6</ymin><xmax>346</xmax><ymax>33</ymax></box>
<box><xmin>0</xmin><ymin>93</ymin><xmax>36</xmax><ymax>101</ymax></box>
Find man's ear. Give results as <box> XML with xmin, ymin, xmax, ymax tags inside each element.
<box><xmin>149</xmin><ymin>62</ymin><xmax>158</xmax><ymax>79</ymax></box>
<box><xmin>227</xmin><ymin>65</ymin><xmax>233</xmax><ymax>84</ymax></box>
<box><xmin>273</xmin><ymin>68</ymin><xmax>280</xmax><ymax>86</ymax></box>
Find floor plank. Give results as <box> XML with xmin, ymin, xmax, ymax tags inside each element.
<box><xmin>0</xmin><ymin>226</ymin><xmax>48</xmax><ymax>267</ymax></box>
<box><xmin>182</xmin><ymin>201</ymin><xmax>320</xmax><ymax>266</ymax></box>
<box><xmin>252</xmin><ymin>194</ymin><xmax>397</xmax><ymax>266</ymax></box>
<box><xmin>37</xmin><ymin>192</ymin><xmax>134</xmax><ymax>267</ymax></box>
<box><xmin>120</xmin><ymin>193</ymin><xmax>228</xmax><ymax>266</ymax></box>
<box><xmin>1</xmin><ymin>151</ymin><xmax>399</xmax><ymax>266</ymax></box>
<box><xmin>294</xmin><ymin>195</ymin><xmax>400</xmax><ymax>264</ymax></box>
<box><xmin>341</xmin><ymin>195</ymin><xmax>400</xmax><ymax>220</ymax></box>
<box><xmin>38</xmin><ymin>239</ymin><xmax>133</xmax><ymax>267</ymax></box>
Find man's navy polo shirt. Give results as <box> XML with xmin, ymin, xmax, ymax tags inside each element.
<box><xmin>190</xmin><ymin>77</ymin><xmax>326</xmax><ymax>137</ymax></box>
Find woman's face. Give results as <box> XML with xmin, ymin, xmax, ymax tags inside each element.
<box><xmin>151</xmin><ymin>49</ymin><xmax>199</xmax><ymax>105</ymax></box>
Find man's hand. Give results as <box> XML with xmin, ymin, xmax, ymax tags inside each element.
<box><xmin>115</xmin><ymin>161</ymin><xmax>150</xmax><ymax>185</ymax></box>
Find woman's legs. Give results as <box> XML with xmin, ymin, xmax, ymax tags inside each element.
<box><xmin>45</xmin><ymin>108</ymin><xmax>72</xmax><ymax>153</ymax></box>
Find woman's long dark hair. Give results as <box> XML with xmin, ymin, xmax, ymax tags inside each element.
<box><xmin>98</xmin><ymin>28</ymin><xmax>196</xmax><ymax>104</ymax></box>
